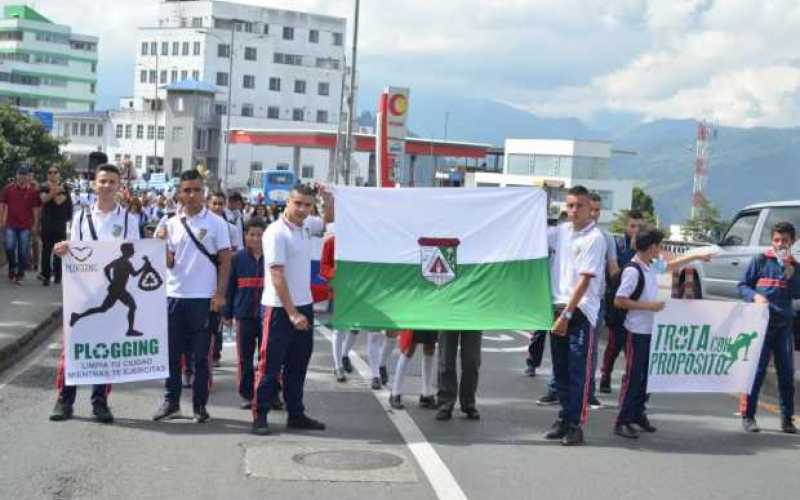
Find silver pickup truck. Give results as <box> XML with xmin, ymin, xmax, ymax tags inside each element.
<box><xmin>684</xmin><ymin>200</ymin><xmax>800</xmax><ymax>300</ymax></box>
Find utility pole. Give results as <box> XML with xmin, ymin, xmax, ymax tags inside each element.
<box><xmin>223</xmin><ymin>23</ymin><xmax>236</xmax><ymax>191</ymax></box>
<box><xmin>153</xmin><ymin>50</ymin><xmax>159</xmax><ymax>174</ymax></box>
<box><xmin>343</xmin><ymin>0</ymin><xmax>360</xmax><ymax>185</ymax></box>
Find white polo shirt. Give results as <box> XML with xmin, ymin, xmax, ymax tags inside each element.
<box><xmin>164</xmin><ymin>207</ymin><xmax>231</xmax><ymax>299</ymax></box>
<box><xmin>261</xmin><ymin>215</ymin><xmax>325</xmax><ymax>308</ymax></box>
<box><xmin>224</xmin><ymin>208</ymin><xmax>245</xmax><ymax>249</ymax></box>
<box><xmin>548</xmin><ymin>221</ymin><xmax>607</xmax><ymax>327</ymax></box>
<box><xmin>70</xmin><ymin>204</ymin><xmax>141</xmax><ymax>242</ymax></box>
<box><xmin>616</xmin><ymin>256</ymin><xmax>659</xmax><ymax>335</ymax></box>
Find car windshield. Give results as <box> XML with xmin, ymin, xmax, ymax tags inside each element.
<box><xmin>267</xmin><ymin>173</ymin><xmax>291</xmax><ymax>185</ymax></box>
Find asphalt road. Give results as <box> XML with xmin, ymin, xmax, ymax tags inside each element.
<box><xmin>1</xmin><ymin>320</ymin><xmax>799</xmax><ymax>500</ymax></box>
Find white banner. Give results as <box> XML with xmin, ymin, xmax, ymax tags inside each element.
<box><xmin>62</xmin><ymin>240</ymin><xmax>169</xmax><ymax>385</ymax></box>
<box><xmin>648</xmin><ymin>300</ymin><xmax>769</xmax><ymax>393</ymax></box>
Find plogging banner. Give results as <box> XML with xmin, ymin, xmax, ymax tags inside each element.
<box><xmin>648</xmin><ymin>300</ymin><xmax>769</xmax><ymax>393</ymax></box>
<box><xmin>62</xmin><ymin>240</ymin><xmax>168</xmax><ymax>385</ymax></box>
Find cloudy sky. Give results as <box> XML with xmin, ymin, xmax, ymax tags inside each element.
<box><xmin>22</xmin><ymin>0</ymin><xmax>800</xmax><ymax>127</ymax></box>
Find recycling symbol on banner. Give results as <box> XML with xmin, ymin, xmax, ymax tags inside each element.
<box><xmin>137</xmin><ymin>256</ymin><xmax>164</xmax><ymax>292</ymax></box>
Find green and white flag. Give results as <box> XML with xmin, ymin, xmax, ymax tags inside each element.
<box><xmin>331</xmin><ymin>187</ymin><xmax>552</xmax><ymax>331</ymax></box>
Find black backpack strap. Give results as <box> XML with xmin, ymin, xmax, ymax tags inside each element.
<box><xmin>85</xmin><ymin>208</ymin><xmax>99</xmax><ymax>241</ymax></box>
<box><xmin>124</xmin><ymin>208</ymin><xmax>129</xmax><ymax>239</ymax></box>
<box><xmin>79</xmin><ymin>208</ymin><xmax>85</xmax><ymax>241</ymax></box>
<box><xmin>628</xmin><ymin>262</ymin><xmax>646</xmax><ymax>301</ymax></box>
<box><xmin>180</xmin><ymin>216</ymin><xmax>218</xmax><ymax>268</ymax></box>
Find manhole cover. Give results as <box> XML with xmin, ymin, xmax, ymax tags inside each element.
<box><xmin>292</xmin><ymin>450</ymin><xmax>404</xmax><ymax>471</ymax></box>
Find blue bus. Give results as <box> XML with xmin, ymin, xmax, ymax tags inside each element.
<box><xmin>262</xmin><ymin>170</ymin><xmax>296</xmax><ymax>206</ymax></box>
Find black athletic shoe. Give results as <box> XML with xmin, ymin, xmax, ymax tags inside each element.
<box><xmin>269</xmin><ymin>394</ymin><xmax>284</xmax><ymax>411</ymax></box>
<box><xmin>598</xmin><ymin>377</ymin><xmax>612</xmax><ymax>394</ymax></box>
<box><xmin>536</xmin><ymin>392</ymin><xmax>558</xmax><ymax>406</ymax></box>
<box><xmin>287</xmin><ymin>414</ymin><xmax>326</xmax><ymax>431</ymax></box>
<box><xmin>335</xmin><ymin>368</ymin><xmax>347</xmax><ymax>382</ymax></box>
<box><xmin>390</xmin><ymin>394</ymin><xmax>405</xmax><ymax>410</ymax></box>
<box><xmin>371</xmin><ymin>377</ymin><xmax>382</xmax><ymax>390</ymax></box>
<box><xmin>49</xmin><ymin>400</ymin><xmax>73</xmax><ymax>421</ymax></box>
<box><xmin>614</xmin><ymin>424</ymin><xmax>639</xmax><ymax>439</ymax></box>
<box><xmin>462</xmin><ymin>407</ymin><xmax>480</xmax><ymax>420</ymax></box>
<box><xmin>589</xmin><ymin>396</ymin><xmax>603</xmax><ymax>410</ymax></box>
<box><xmin>561</xmin><ymin>425</ymin><xmax>585</xmax><ymax>446</ymax></box>
<box><xmin>240</xmin><ymin>399</ymin><xmax>252</xmax><ymax>410</ymax></box>
<box><xmin>782</xmin><ymin>418</ymin><xmax>797</xmax><ymax>434</ymax></box>
<box><xmin>92</xmin><ymin>402</ymin><xmax>114</xmax><ymax>423</ymax></box>
<box><xmin>634</xmin><ymin>415</ymin><xmax>657</xmax><ymax>433</ymax></box>
<box><xmin>252</xmin><ymin>414</ymin><xmax>270</xmax><ymax>435</ymax></box>
<box><xmin>524</xmin><ymin>358</ymin><xmax>537</xmax><ymax>377</ymax></box>
<box><xmin>419</xmin><ymin>395</ymin><xmax>436</xmax><ymax>409</ymax></box>
<box><xmin>742</xmin><ymin>417</ymin><xmax>760</xmax><ymax>433</ymax></box>
<box><xmin>152</xmin><ymin>400</ymin><xmax>181</xmax><ymax>421</ymax></box>
<box><xmin>379</xmin><ymin>365</ymin><xmax>389</xmax><ymax>385</ymax></box>
<box><xmin>545</xmin><ymin>419</ymin><xmax>567</xmax><ymax>440</ymax></box>
<box><xmin>435</xmin><ymin>408</ymin><xmax>453</xmax><ymax>421</ymax></box>
<box><xmin>342</xmin><ymin>356</ymin><xmax>353</xmax><ymax>373</ymax></box>
<box><xmin>193</xmin><ymin>406</ymin><xmax>210</xmax><ymax>423</ymax></box>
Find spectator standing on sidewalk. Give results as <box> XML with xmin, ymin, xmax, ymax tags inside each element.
<box><xmin>0</xmin><ymin>164</ymin><xmax>41</xmax><ymax>285</ymax></box>
<box><xmin>38</xmin><ymin>166</ymin><xmax>72</xmax><ymax>286</ymax></box>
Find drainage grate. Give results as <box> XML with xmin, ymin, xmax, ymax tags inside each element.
<box><xmin>293</xmin><ymin>449</ymin><xmax>404</xmax><ymax>471</ymax></box>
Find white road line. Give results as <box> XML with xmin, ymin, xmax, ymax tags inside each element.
<box><xmin>317</xmin><ymin>325</ymin><xmax>469</xmax><ymax>500</ymax></box>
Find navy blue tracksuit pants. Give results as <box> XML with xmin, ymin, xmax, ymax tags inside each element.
<box><xmin>616</xmin><ymin>331</ymin><xmax>651</xmax><ymax>425</ymax></box>
<box><xmin>165</xmin><ymin>298</ymin><xmax>211</xmax><ymax>408</ymax></box>
<box><xmin>254</xmin><ymin>304</ymin><xmax>314</xmax><ymax>418</ymax></box>
<box><xmin>551</xmin><ymin>309</ymin><xmax>594</xmax><ymax>426</ymax></box>
<box><xmin>744</xmin><ymin>320</ymin><xmax>795</xmax><ymax>419</ymax></box>
<box><xmin>236</xmin><ymin>316</ymin><xmax>262</xmax><ymax>401</ymax></box>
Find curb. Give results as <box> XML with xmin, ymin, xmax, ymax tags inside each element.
<box><xmin>0</xmin><ymin>307</ymin><xmax>62</xmax><ymax>375</ymax></box>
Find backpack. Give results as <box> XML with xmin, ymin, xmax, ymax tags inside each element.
<box><xmin>605</xmin><ymin>261</ymin><xmax>646</xmax><ymax>328</ymax></box>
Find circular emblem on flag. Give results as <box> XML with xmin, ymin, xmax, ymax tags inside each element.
<box><xmin>389</xmin><ymin>94</ymin><xmax>408</xmax><ymax>117</ymax></box>
<box><xmin>418</xmin><ymin>237</ymin><xmax>460</xmax><ymax>287</ymax></box>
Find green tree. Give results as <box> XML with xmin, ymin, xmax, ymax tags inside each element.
<box><xmin>681</xmin><ymin>199</ymin><xmax>728</xmax><ymax>242</ymax></box>
<box><xmin>0</xmin><ymin>104</ymin><xmax>72</xmax><ymax>184</ymax></box>
<box><xmin>610</xmin><ymin>186</ymin><xmax>657</xmax><ymax>233</ymax></box>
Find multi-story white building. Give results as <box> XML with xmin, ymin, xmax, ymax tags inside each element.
<box><xmin>0</xmin><ymin>5</ymin><xmax>98</xmax><ymax>113</ymax></box>
<box><xmin>133</xmin><ymin>0</ymin><xmax>348</xmax><ymax>187</ymax></box>
<box><xmin>464</xmin><ymin>139</ymin><xmax>635</xmax><ymax>226</ymax></box>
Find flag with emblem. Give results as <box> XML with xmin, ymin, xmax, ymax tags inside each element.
<box><xmin>330</xmin><ymin>187</ymin><xmax>553</xmax><ymax>330</ymax></box>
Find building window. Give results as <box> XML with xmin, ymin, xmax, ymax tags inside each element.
<box><xmin>216</xmin><ymin>72</ymin><xmax>229</xmax><ymax>86</ymax></box>
<box><xmin>150</xmin><ymin>41</ymin><xmax>157</xmax><ymax>54</ymax></box>
<box><xmin>243</xmin><ymin>74</ymin><xmax>255</xmax><ymax>89</ymax></box>
<box><xmin>135</xmin><ymin>155</ymin><xmax>143</xmax><ymax>169</ymax></box>
<box><xmin>115</xmin><ymin>124</ymin><xmax>123</xmax><ymax>138</ymax></box>
<box><xmin>182</xmin><ymin>42</ymin><xmax>190</xmax><ymax>56</ymax></box>
<box><xmin>195</xmin><ymin>128</ymin><xmax>208</xmax><ymax>151</ymax></box>
<box><xmin>172</xmin><ymin>158</ymin><xmax>183</xmax><ymax>176</ymax></box>
<box><xmin>217</xmin><ymin>43</ymin><xmax>230</xmax><ymax>58</ymax></box>
<box><xmin>141</xmin><ymin>42</ymin><xmax>149</xmax><ymax>56</ymax></box>
<box><xmin>333</xmin><ymin>32</ymin><xmax>344</xmax><ymax>46</ymax></box>
<box><xmin>294</xmin><ymin>80</ymin><xmax>306</xmax><ymax>94</ymax></box>
<box><xmin>88</xmin><ymin>124</ymin><xmax>96</xmax><ymax>136</ymax></box>
<box><xmin>157</xmin><ymin>126</ymin><xmax>165</xmax><ymax>140</ymax></box>
<box><xmin>283</xmin><ymin>26</ymin><xmax>294</xmax><ymax>40</ymax></box>
<box><xmin>192</xmin><ymin>17</ymin><xmax>203</xmax><ymax>28</ymax></box>
<box><xmin>244</xmin><ymin>47</ymin><xmax>257</xmax><ymax>61</ymax></box>
<box><xmin>149</xmin><ymin>70</ymin><xmax>157</xmax><ymax>83</ymax></box>
<box><xmin>263</xmin><ymin>24</ymin><xmax>269</xmax><ymax>35</ymax></box>
<box><xmin>136</xmin><ymin>125</ymin><xmax>144</xmax><ymax>139</ymax></box>
<box><xmin>267</xmin><ymin>106</ymin><xmax>280</xmax><ymax>119</ymax></box>
<box><xmin>292</xmin><ymin>108</ymin><xmax>304</xmax><ymax>122</ymax></box>
<box><xmin>160</xmin><ymin>70</ymin><xmax>167</xmax><ymax>84</ymax></box>
<box><xmin>161</xmin><ymin>41</ymin><xmax>169</xmax><ymax>56</ymax></box>
<box><xmin>318</xmin><ymin>82</ymin><xmax>330</xmax><ymax>96</ymax></box>
<box><xmin>250</xmin><ymin>161</ymin><xmax>263</xmax><ymax>172</ymax></box>
<box><xmin>193</xmin><ymin>41</ymin><xmax>201</xmax><ymax>56</ymax></box>
<box><xmin>171</xmin><ymin>70</ymin><xmax>178</xmax><ymax>83</ymax></box>
<box><xmin>172</xmin><ymin>41</ymin><xmax>179</xmax><ymax>56</ymax></box>
<box><xmin>79</xmin><ymin>123</ymin><xmax>87</xmax><ymax>136</ymax></box>
<box><xmin>172</xmin><ymin>127</ymin><xmax>184</xmax><ymax>141</ymax></box>
<box><xmin>215</xmin><ymin>103</ymin><xmax>227</xmax><ymax>115</ymax></box>
<box><xmin>316</xmin><ymin>110</ymin><xmax>328</xmax><ymax>123</ymax></box>
<box><xmin>124</xmin><ymin>124</ymin><xmax>132</xmax><ymax>139</ymax></box>
<box><xmin>301</xmin><ymin>165</ymin><xmax>314</xmax><ymax>178</ymax></box>
<box><xmin>309</xmin><ymin>30</ymin><xmax>319</xmax><ymax>43</ymax></box>
<box><xmin>72</xmin><ymin>123</ymin><xmax>79</xmax><ymax>135</ymax></box>
<box><xmin>140</xmin><ymin>70</ymin><xmax>147</xmax><ymax>83</ymax></box>
<box><xmin>97</xmin><ymin>124</ymin><xmax>104</xmax><ymax>137</ymax></box>
<box><xmin>269</xmin><ymin>77</ymin><xmax>280</xmax><ymax>91</ymax></box>
<box><xmin>192</xmin><ymin>70</ymin><xmax>200</xmax><ymax>80</ymax></box>
<box><xmin>180</xmin><ymin>70</ymin><xmax>188</xmax><ymax>81</ymax></box>
<box><xmin>147</xmin><ymin>125</ymin><xmax>155</xmax><ymax>140</ymax></box>
<box><xmin>241</xmin><ymin>104</ymin><xmax>254</xmax><ymax>117</ymax></box>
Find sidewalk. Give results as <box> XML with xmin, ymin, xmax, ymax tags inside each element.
<box><xmin>0</xmin><ymin>269</ymin><xmax>62</xmax><ymax>373</ymax></box>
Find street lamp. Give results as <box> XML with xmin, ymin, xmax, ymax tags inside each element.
<box><xmin>343</xmin><ymin>0</ymin><xmax>360</xmax><ymax>186</ymax></box>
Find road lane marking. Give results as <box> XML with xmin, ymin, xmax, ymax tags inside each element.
<box><xmin>317</xmin><ymin>325</ymin><xmax>469</xmax><ymax>500</ymax></box>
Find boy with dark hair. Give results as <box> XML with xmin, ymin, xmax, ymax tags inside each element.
<box><xmin>612</xmin><ymin>225</ymin><xmax>711</xmax><ymax>438</ymax></box>
<box><xmin>738</xmin><ymin>221</ymin><xmax>800</xmax><ymax>434</ymax></box>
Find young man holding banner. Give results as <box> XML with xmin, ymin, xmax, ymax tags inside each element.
<box><xmin>49</xmin><ymin>164</ymin><xmax>140</xmax><ymax>423</ymax></box>
<box><xmin>153</xmin><ymin>170</ymin><xmax>232</xmax><ymax>424</ymax></box>
<box><xmin>545</xmin><ymin>185</ymin><xmax>606</xmax><ymax>446</ymax></box>
<box><xmin>738</xmin><ymin>221</ymin><xmax>800</xmax><ymax>434</ymax></box>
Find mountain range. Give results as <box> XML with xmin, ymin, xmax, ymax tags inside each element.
<box><xmin>390</xmin><ymin>91</ymin><xmax>800</xmax><ymax>225</ymax></box>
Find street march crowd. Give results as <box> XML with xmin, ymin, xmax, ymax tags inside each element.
<box><xmin>0</xmin><ymin>161</ymin><xmax>798</xmax><ymax>447</ymax></box>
